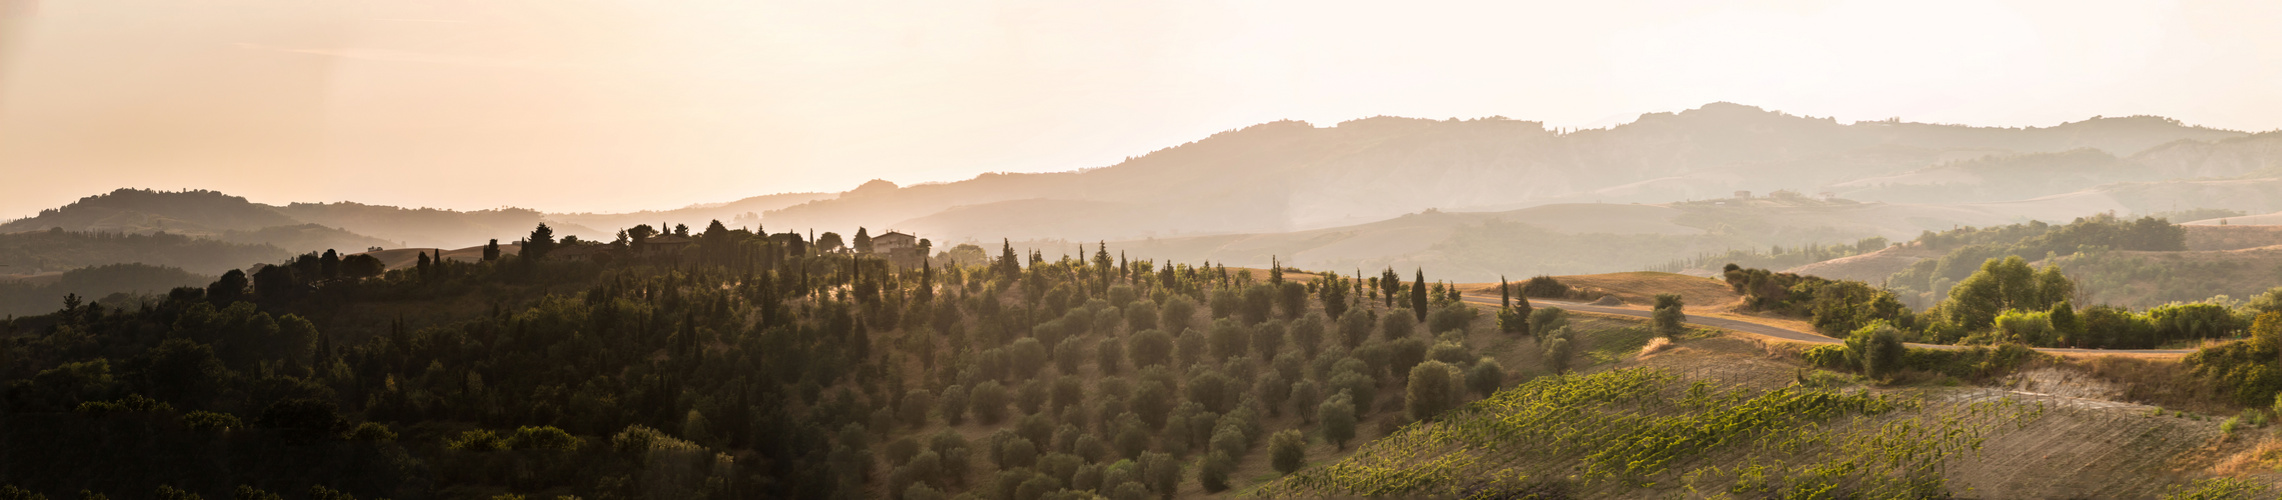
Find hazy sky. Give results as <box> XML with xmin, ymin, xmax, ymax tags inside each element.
<box><xmin>2</xmin><ymin>0</ymin><xmax>2278</xmax><ymax>219</ymax></box>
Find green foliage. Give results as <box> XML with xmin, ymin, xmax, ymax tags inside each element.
<box><xmin>1941</xmin><ymin>256</ymin><xmax>2074</xmax><ymax>331</ymax></box>
<box><xmin>74</xmin><ymin>394</ymin><xmax>174</xmax><ymax>415</ymax></box>
<box><xmin>0</xmin><ymin>485</ymin><xmax>48</xmax><ymax>500</ymax></box>
<box><xmin>1198</xmin><ymin>450</ymin><xmax>1235</xmax><ymax>492</ymax></box>
<box><xmin>1380</xmin><ymin>311</ymin><xmax>1417</xmax><ymax>341</ymax></box>
<box><xmin>446</xmin><ymin>429</ymin><xmax>509</xmax><ymax>451</ymax></box>
<box><xmin>231</xmin><ymin>485</ymin><xmax>281</xmax><ymax>500</ymax></box>
<box><xmin>1542</xmin><ymin>335</ymin><xmax>1574</xmax><ymax>375</ymax></box>
<box><xmin>1270</xmin><ymin>429</ymin><xmax>1308</xmax><ymax>475</ymax></box>
<box><xmin>1405</xmin><ymin>361</ymin><xmax>1462</xmax><ymax>421</ymax></box>
<box><xmin>1258</xmin><ymin>368</ymin><xmax>2041</xmax><ymax>498</ymax></box>
<box><xmin>1651</xmin><ymin>293</ymin><xmax>1685</xmax><ymax>339</ymax></box>
<box><xmin>2187</xmin><ymin>336</ymin><xmax>2282</xmax><ymax>407</ymax></box>
<box><xmin>1722</xmin><ymin>267</ymin><xmax>1911</xmax><ymax>335</ymax></box>
<box><xmin>1843</xmin><ymin>324</ymin><xmax>1906</xmax><ymax>379</ymax></box>
<box><xmin>1519</xmin><ymin>275</ymin><xmax>1570</xmax><ymax>298</ymax></box>
<box><xmin>2159</xmin><ymin>477</ymin><xmax>2271</xmax><ymax>500</ymax></box>
<box><xmin>1465</xmin><ymin>358</ymin><xmax>1505</xmax><ymax>398</ymax></box>
<box><xmin>1426</xmin><ymin>304</ymin><xmax>1476</xmax><ymax>335</ymax></box>
<box><xmin>152</xmin><ymin>485</ymin><xmax>201</xmax><ymax>500</ymax></box>
<box><xmin>1320</xmin><ymin>391</ymin><xmax>1358</xmax><ymax>450</ymax></box>
<box><xmin>1888</xmin><ymin>214</ymin><xmax>2185</xmax><ymax>305</ymax></box>
<box><xmin>181</xmin><ymin>411</ymin><xmax>243</xmax><ymax>431</ymax></box>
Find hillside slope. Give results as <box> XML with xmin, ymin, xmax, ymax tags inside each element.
<box><xmin>761</xmin><ymin>104</ymin><xmax>2247</xmax><ymax>243</ymax></box>
<box><xmin>1255</xmin><ymin>335</ymin><xmax>2232</xmax><ymax>499</ymax></box>
<box><xmin>1100</xmin><ymin>199</ymin><xmax>2042</xmax><ymax>282</ymax></box>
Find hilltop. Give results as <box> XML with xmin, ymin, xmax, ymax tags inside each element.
<box><xmin>760</xmin><ymin>104</ymin><xmax>2254</xmax><ymax>243</ymax></box>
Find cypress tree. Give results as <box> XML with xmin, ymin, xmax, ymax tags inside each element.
<box><xmin>1411</xmin><ymin>269</ymin><xmax>1428</xmax><ymax>322</ymax></box>
<box><xmin>1500</xmin><ymin>276</ymin><xmax>1511</xmax><ymax>309</ymax></box>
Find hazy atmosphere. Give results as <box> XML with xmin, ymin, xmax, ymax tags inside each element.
<box><xmin>13</xmin><ymin>2</ymin><xmax>2282</xmax><ymax>499</ymax></box>
<box><xmin>4</xmin><ymin>0</ymin><xmax>2279</xmax><ymax>218</ymax></box>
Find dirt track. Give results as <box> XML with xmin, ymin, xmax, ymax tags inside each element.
<box><xmin>1456</xmin><ymin>293</ymin><xmax>2194</xmax><ymax>355</ymax></box>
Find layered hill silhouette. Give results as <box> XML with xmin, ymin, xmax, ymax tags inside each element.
<box><xmin>756</xmin><ymin>103</ymin><xmax>2262</xmax><ymax>244</ymax></box>
<box><xmin>8</xmin><ymin>103</ymin><xmax>2281</xmax><ymax>286</ymax></box>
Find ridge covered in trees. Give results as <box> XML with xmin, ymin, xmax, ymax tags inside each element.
<box><xmin>0</xmin><ymin>220</ymin><xmax>1563</xmax><ymax>499</ymax></box>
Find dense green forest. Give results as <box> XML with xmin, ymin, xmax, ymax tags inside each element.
<box><xmin>0</xmin><ymin>220</ymin><xmax>1565</xmax><ymax>499</ymax></box>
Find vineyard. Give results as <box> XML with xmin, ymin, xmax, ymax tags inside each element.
<box><xmin>1252</xmin><ymin>368</ymin><xmax>2047</xmax><ymax>498</ymax></box>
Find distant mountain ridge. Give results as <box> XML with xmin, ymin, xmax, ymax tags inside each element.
<box><xmin>753</xmin><ymin>103</ymin><xmax>2259</xmax><ymax>244</ymax></box>
<box><xmin>0</xmin><ymin>188</ymin><xmax>831</xmax><ymax>252</ymax></box>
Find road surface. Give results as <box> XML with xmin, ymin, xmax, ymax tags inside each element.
<box><xmin>1456</xmin><ymin>293</ymin><xmax>2193</xmax><ymax>355</ymax></box>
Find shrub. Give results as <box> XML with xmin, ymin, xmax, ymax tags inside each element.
<box><xmin>1320</xmin><ymin>391</ymin><xmax>1357</xmax><ymax>449</ymax></box>
<box><xmin>1339</xmin><ymin>309</ymin><xmax>1374</xmax><ymax>348</ymax></box>
<box><xmin>1269</xmin><ymin>429</ymin><xmax>1307</xmax><ymax>475</ymax></box>
<box><xmin>1381</xmin><ymin>312</ymin><xmax>1417</xmax><ymax>341</ymax></box>
<box><xmin>1466</xmin><ymin>358</ymin><xmax>1505</xmax><ymax>398</ymax></box>
<box><xmin>937</xmin><ymin>385</ymin><xmax>969</xmax><ymax>425</ymax></box>
<box><xmin>1198</xmin><ymin>451</ymin><xmax>1236</xmax><ymax>492</ymax></box>
<box><xmin>1542</xmin><ymin>337</ymin><xmax>1574</xmax><ymax>374</ymax></box>
<box><xmin>1530</xmin><ymin>308</ymin><xmax>1569</xmax><ymax>338</ymax></box>
<box><xmin>341</xmin><ymin>422</ymin><xmax>396</xmax><ymax>442</ymax></box>
<box><xmin>1161</xmin><ymin>296</ymin><xmax>1197</xmax><ymax>335</ymax></box>
<box><xmin>1292</xmin><ymin>312</ymin><xmax>1328</xmax><ymax>358</ymax></box>
<box><xmin>1844</xmin><ymin>324</ymin><xmax>1905</xmax><ymax>379</ymax></box>
<box><xmin>445</xmin><ymin>429</ymin><xmax>507</xmax><ymax>451</ymax></box>
<box><xmin>1427</xmin><ymin>304</ymin><xmax>1476</xmax><ymax>334</ymax></box>
<box><xmin>1429</xmin><ymin>341</ymin><xmax>1471</xmax><ymax>365</ymax></box>
<box><xmin>1209</xmin><ymin>319</ymin><xmax>1249</xmax><ymax>362</ymax></box>
<box><xmin>971</xmin><ymin>382</ymin><xmax>1010</xmax><ymax>424</ymax></box>
<box><xmin>1652</xmin><ymin>293</ymin><xmax>1685</xmax><ymax>338</ymax></box>
<box><xmin>1252</xmin><ymin>320</ymin><xmax>1287</xmax><ymax>360</ymax></box>
<box><xmin>1520</xmin><ymin>275</ymin><xmax>1570</xmax><ymax>297</ymax></box>
<box><xmin>1406</xmin><ymin>361</ymin><xmax>1462</xmax><ymax>421</ymax></box>
<box><xmin>181</xmin><ymin>411</ymin><xmax>243</xmax><ymax>431</ymax></box>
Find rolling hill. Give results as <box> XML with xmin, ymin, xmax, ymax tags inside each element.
<box><xmin>1091</xmin><ymin>198</ymin><xmax>2050</xmax><ymax>283</ymax></box>
<box><xmin>758</xmin><ymin>104</ymin><xmax>2251</xmax><ymax>244</ymax></box>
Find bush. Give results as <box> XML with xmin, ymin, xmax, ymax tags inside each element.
<box><xmin>1542</xmin><ymin>337</ymin><xmax>1573</xmax><ymax>375</ymax></box>
<box><xmin>181</xmin><ymin>410</ymin><xmax>243</xmax><ymax>431</ymax></box>
<box><xmin>971</xmin><ymin>381</ymin><xmax>1010</xmax><ymax>424</ymax></box>
<box><xmin>1209</xmin><ymin>319</ymin><xmax>1249</xmax><ymax>362</ymax></box>
<box><xmin>1127</xmin><ymin>329</ymin><xmax>1173</xmax><ymax>368</ymax></box>
<box><xmin>1520</xmin><ymin>275</ymin><xmax>1570</xmax><ymax>298</ymax></box>
<box><xmin>1338</xmin><ymin>309</ymin><xmax>1374</xmax><ymax>348</ymax></box>
<box><xmin>445</xmin><ymin>429</ymin><xmax>507</xmax><ymax>451</ymax></box>
<box><xmin>1292</xmin><ymin>313</ymin><xmax>1328</xmax><ymax>358</ymax></box>
<box><xmin>1651</xmin><ymin>293</ymin><xmax>1685</xmax><ymax>338</ymax></box>
<box><xmin>341</xmin><ymin>422</ymin><xmax>396</xmax><ymax>442</ymax></box>
<box><xmin>937</xmin><ymin>385</ymin><xmax>969</xmax><ymax>425</ymax></box>
<box><xmin>1319</xmin><ymin>391</ymin><xmax>1357</xmax><ymax>449</ymax></box>
<box><xmin>1198</xmin><ymin>451</ymin><xmax>1236</xmax><ymax>492</ymax></box>
<box><xmin>1465</xmin><ymin>358</ymin><xmax>1505</xmax><ymax>398</ymax></box>
<box><xmin>1381</xmin><ymin>312</ymin><xmax>1417</xmax><ymax>341</ymax></box>
<box><xmin>1426</xmin><ymin>304</ymin><xmax>1476</xmax><ymax>334</ymax></box>
<box><xmin>1269</xmin><ymin>429</ymin><xmax>1307</xmax><ymax>475</ymax></box>
<box><xmin>1844</xmin><ymin>324</ymin><xmax>1905</xmax><ymax>379</ymax></box>
<box><xmin>1406</xmin><ymin>361</ymin><xmax>1462</xmax><ymax>421</ymax></box>
<box><xmin>1161</xmin><ymin>296</ymin><xmax>1197</xmax><ymax>335</ymax></box>
<box><xmin>1800</xmin><ymin>345</ymin><xmax>1849</xmax><ymax>370</ymax></box>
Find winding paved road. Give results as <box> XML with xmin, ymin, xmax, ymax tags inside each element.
<box><xmin>1456</xmin><ymin>293</ymin><xmax>2193</xmax><ymax>355</ymax></box>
